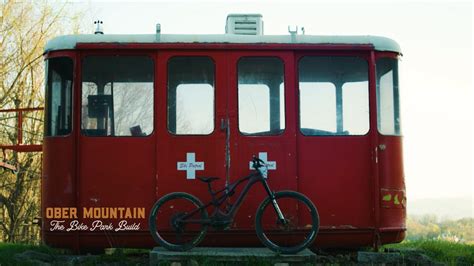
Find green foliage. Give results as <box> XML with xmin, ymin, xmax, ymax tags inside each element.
<box><xmin>406</xmin><ymin>215</ymin><xmax>474</xmax><ymax>244</ymax></box>
<box><xmin>386</xmin><ymin>240</ymin><xmax>474</xmax><ymax>265</ymax></box>
<box><xmin>0</xmin><ymin>242</ymin><xmax>61</xmax><ymax>265</ymax></box>
<box><xmin>156</xmin><ymin>256</ymin><xmax>276</xmax><ymax>266</ymax></box>
<box><xmin>382</xmin><ymin>216</ymin><xmax>474</xmax><ymax>264</ymax></box>
<box><xmin>1</xmin><ymin>241</ymin><xmax>474</xmax><ymax>265</ymax></box>
<box><xmin>1</xmin><ymin>0</ymin><xmax>86</xmax><ymax>244</ymax></box>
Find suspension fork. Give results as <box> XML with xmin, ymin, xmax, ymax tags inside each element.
<box><xmin>261</xmin><ymin>178</ymin><xmax>287</xmax><ymax>223</ymax></box>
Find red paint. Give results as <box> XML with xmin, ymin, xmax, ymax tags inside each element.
<box><xmin>41</xmin><ymin>42</ymin><xmax>405</xmax><ymax>250</ymax></box>
<box><xmin>0</xmin><ymin>108</ymin><xmax>43</xmax><ymax>152</ymax></box>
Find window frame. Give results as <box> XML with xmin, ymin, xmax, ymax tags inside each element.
<box><xmin>297</xmin><ymin>54</ymin><xmax>371</xmax><ymax>137</ymax></box>
<box><xmin>375</xmin><ymin>55</ymin><xmax>402</xmax><ymax>136</ymax></box>
<box><xmin>80</xmin><ymin>53</ymin><xmax>156</xmax><ymax>138</ymax></box>
<box><xmin>236</xmin><ymin>56</ymin><xmax>286</xmax><ymax>136</ymax></box>
<box><xmin>166</xmin><ymin>56</ymin><xmax>217</xmax><ymax>136</ymax></box>
<box><xmin>44</xmin><ymin>55</ymin><xmax>74</xmax><ymax>138</ymax></box>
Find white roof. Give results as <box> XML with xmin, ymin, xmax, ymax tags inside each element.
<box><xmin>44</xmin><ymin>34</ymin><xmax>401</xmax><ymax>53</ymax></box>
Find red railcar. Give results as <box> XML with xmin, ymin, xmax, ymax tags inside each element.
<box><xmin>42</xmin><ymin>15</ymin><xmax>405</xmax><ymax>251</ymax></box>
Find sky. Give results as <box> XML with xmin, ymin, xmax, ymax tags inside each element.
<box><xmin>68</xmin><ymin>0</ymin><xmax>473</xmax><ymax>216</ymax></box>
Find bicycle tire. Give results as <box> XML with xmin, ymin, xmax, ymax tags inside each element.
<box><xmin>149</xmin><ymin>192</ymin><xmax>208</xmax><ymax>251</ymax></box>
<box><xmin>255</xmin><ymin>190</ymin><xmax>319</xmax><ymax>254</ymax></box>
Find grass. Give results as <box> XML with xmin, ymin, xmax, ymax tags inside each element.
<box><xmin>155</xmin><ymin>256</ymin><xmax>277</xmax><ymax>266</ymax></box>
<box><xmin>0</xmin><ymin>244</ymin><xmax>276</xmax><ymax>266</ymax></box>
<box><xmin>1</xmin><ymin>240</ymin><xmax>473</xmax><ymax>265</ymax></box>
<box><xmin>0</xmin><ymin>243</ymin><xmax>150</xmax><ymax>265</ymax></box>
<box><xmin>0</xmin><ymin>242</ymin><xmax>62</xmax><ymax>265</ymax></box>
<box><xmin>384</xmin><ymin>240</ymin><xmax>474</xmax><ymax>265</ymax></box>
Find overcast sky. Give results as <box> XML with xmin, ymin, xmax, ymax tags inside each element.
<box><xmin>69</xmin><ymin>0</ymin><xmax>473</xmax><ymax>215</ymax></box>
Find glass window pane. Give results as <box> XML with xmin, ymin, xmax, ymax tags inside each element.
<box><xmin>45</xmin><ymin>57</ymin><xmax>73</xmax><ymax>136</ymax></box>
<box><xmin>168</xmin><ymin>57</ymin><xmax>214</xmax><ymax>135</ymax></box>
<box><xmin>300</xmin><ymin>82</ymin><xmax>336</xmax><ymax>133</ymax></box>
<box><xmin>238</xmin><ymin>57</ymin><xmax>285</xmax><ymax>135</ymax></box>
<box><xmin>377</xmin><ymin>58</ymin><xmax>401</xmax><ymax>135</ymax></box>
<box><xmin>176</xmin><ymin>84</ymin><xmax>214</xmax><ymax>134</ymax></box>
<box><xmin>81</xmin><ymin>56</ymin><xmax>154</xmax><ymax>137</ymax></box>
<box><xmin>106</xmin><ymin>82</ymin><xmax>153</xmax><ymax>136</ymax></box>
<box><xmin>299</xmin><ymin>56</ymin><xmax>369</xmax><ymax>136</ymax></box>
<box><xmin>239</xmin><ymin>84</ymin><xmax>270</xmax><ymax>133</ymax></box>
<box><xmin>342</xmin><ymin>81</ymin><xmax>369</xmax><ymax>135</ymax></box>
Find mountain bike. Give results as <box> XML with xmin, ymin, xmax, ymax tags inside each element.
<box><xmin>149</xmin><ymin>156</ymin><xmax>319</xmax><ymax>254</ymax></box>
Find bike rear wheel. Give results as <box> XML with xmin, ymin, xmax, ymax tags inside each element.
<box><xmin>149</xmin><ymin>192</ymin><xmax>208</xmax><ymax>251</ymax></box>
<box><xmin>255</xmin><ymin>191</ymin><xmax>319</xmax><ymax>254</ymax></box>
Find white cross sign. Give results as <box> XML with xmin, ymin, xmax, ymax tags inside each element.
<box><xmin>177</xmin><ymin>153</ymin><xmax>204</xmax><ymax>179</ymax></box>
<box><xmin>249</xmin><ymin>152</ymin><xmax>277</xmax><ymax>171</ymax></box>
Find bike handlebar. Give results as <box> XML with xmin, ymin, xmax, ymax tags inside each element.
<box><xmin>252</xmin><ymin>156</ymin><xmax>266</xmax><ymax>170</ymax></box>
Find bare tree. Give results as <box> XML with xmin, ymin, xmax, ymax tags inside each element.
<box><xmin>0</xmin><ymin>0</ymin><xmax>85</xmax><ymax>243</ymax></box>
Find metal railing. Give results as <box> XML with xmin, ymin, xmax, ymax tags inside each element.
<box><xmin>0</xmin><ymin>107</ymin><xmax>43</xmax><ymax>152</ymax></box>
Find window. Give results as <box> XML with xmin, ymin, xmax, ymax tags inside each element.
<box><xmin>377</xmin><ymin>58</ymin><xmax>401</xmax><ymax>135</ymax></box>
<box><xmin>168</xmin><ymin>57</ymin><xmax>214</xmax><ymax>135</ymax></box>
<box><xmin>299</xmin><ymin>56</ymin><xmax>369</xmax><ymax>136</ymax></box>
<box><xmin>45</xmin><ymin>57</ymin><xmax>73</xmax><ymax>136</ymax></box>
<box><xmin>81</xmin><ymin>56</ymin><xmax>154</xmax><ymax>136</ymax></box>
<box><xmin>299</xmin><ymin>82</ymin><xmax>337</xmax><ymax>133</ymax></box>
<box><xmin>238</xmin><ymin>57</ymin><xmax>285</xmax><ymax>135</ymax></box>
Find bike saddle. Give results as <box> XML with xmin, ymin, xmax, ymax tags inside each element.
<box><xmin>197</xmin><ymin>176</ymin><xmax>220</xmax><ymax>183</ymax></box>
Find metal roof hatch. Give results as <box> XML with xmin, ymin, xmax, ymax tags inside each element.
<box><xmin>226</xmin><ymin>14</ymin><xmax>263</xmax><ymax>35</ymax></box>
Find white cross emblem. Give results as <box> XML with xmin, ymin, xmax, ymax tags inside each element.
<box><xmin>177</xmin><ymin>153</ymin><xmax>204</xmax><ymax>179</ymax></box>
<box><xmin>249</xmin><ymin>152</ymin><xmax>277</xmax><ymax>172</ymax></box>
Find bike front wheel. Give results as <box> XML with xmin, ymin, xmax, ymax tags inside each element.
<box><xmin>149</xmin><ymin>192</ymin><xmax>208</xmax><ymax>251</ymax></box>
<box><xmin>255</xmin><ymin>191</ymin><xmax>319</xmax><ymax>254</ymax></box>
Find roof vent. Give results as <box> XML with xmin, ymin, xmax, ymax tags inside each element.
<box><xmin>226</xmin><ymin>14</ymin><xmax>263</xmax><ymax>35</ymax></box>
<box><xmin>94</xmin><ymin>20</ymin><xmax>104</xmax><ymax>34</ymax></box>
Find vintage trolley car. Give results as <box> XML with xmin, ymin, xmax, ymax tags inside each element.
<box><xmin>42</xmin><ymin>14</ymin><xmax>405</xmax><ymax>250</ymax></box>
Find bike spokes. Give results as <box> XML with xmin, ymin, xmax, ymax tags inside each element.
<box><xmin>151</xmin><ymin>196</ymin><xmax>207</xmax><ymax>249</ymax></box>
<box><xmin>256</xmin><ymin>192</ymin><xmax>319</xmax><ymax>252</ymax></box>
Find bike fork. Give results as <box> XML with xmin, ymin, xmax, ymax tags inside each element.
<box><xmin>261</xmin><ymin>179</ymin><xmax>287</xmax><ymax>223</ymax></box>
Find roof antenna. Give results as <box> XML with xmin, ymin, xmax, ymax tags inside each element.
<box><xmin>156</xmin><ymin>23</ymin><xmax>161</xmax><ymax>42</ymax></box>
<box><xmin>288</xmin><ymin>25</ymin><xmax>298</xmax><ymax>35</ymax></box>
<box><xmin>288</xmin><ymin>25</ymin><xmax>298</xmax><ymax>42</ymax></box>
<box><xmin>94</xmin><ymin>20</ymin><xmax>104</xmax><ymax>34</ymax></box>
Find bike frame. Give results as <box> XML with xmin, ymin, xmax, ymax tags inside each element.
<box><xmin>178</xmin><ymin>169</ymin><xmax>285</xmax><ymax>226</ymax></box>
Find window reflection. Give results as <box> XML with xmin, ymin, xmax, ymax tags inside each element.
<box><xmin>45</xmin><ymin>57</ymin><xmax>73</xmax><ymax>136</ymax></box>
<box><xmin>238</xmin><ymin>57</ymin><xmax>285</xmax><ymax>135</ymax></box>
<box><xmin>168</xmin><ymin>57</ymin><xmax>215</xmax><ymax>135</ymax></box>
<box><xmin>81</xmin><ymin>56</ymin><xmax>154</xmax><ymax>136</ymax></box>
<box><xmin>377</xmin><ymin>58</ymin><xmax>401</xmax><ymax>135</ymax></box>
<box><xmin>299</xmin><ymin>56</ymin><xmax>369</xmax><ymax>136</ymax></box>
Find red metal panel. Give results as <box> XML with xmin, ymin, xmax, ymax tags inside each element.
<box><xmin>41</xmin><ymin>51</ymin><xmax>77</xmax><ymax>247</ymax></box>
<box><xmin>154</xmin><ymin>50</ymin><xmax>228</xmax><ymax>210</ymax></box>
<box><xmin>227</xmin><ymin>51</ymin><xmax>298</xmax><ymax>229</ymax></box>
<box><xmin>375</xmin><ymin>52</ymin><xmax>405</xmax><ymax>244</ymax></box>
<box><xmin>76</xmin><ymin>50</ymin><xmax>157</xmax><ymax>238</ymax></box>
<box><xmin>295</xmin><ymin>51</ymin><xmax>375</xmax><ymax>246</ymax></box>
<box><xmin>297</xmin><ymin>137</ymin><xmax>374</xmax><ymax>228</ymax></box>
<box><xmin>378</xmin><ymin>136</ymin><xmax>406</xmax><ymax>239</ymax></box>
<box><xmin>0</xmin><ymin>145</ymin><xmax>42</xmax><ymax>152</ymax></box>
<box><xmin>368</xmin><ymin>51</ymin><xmax>381</xmax><ymax>248</ymax></box>
<box><xmin>42</xmin><ymin>137</ymin><xmax>76</xmax><ymax>245</ymax></box>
